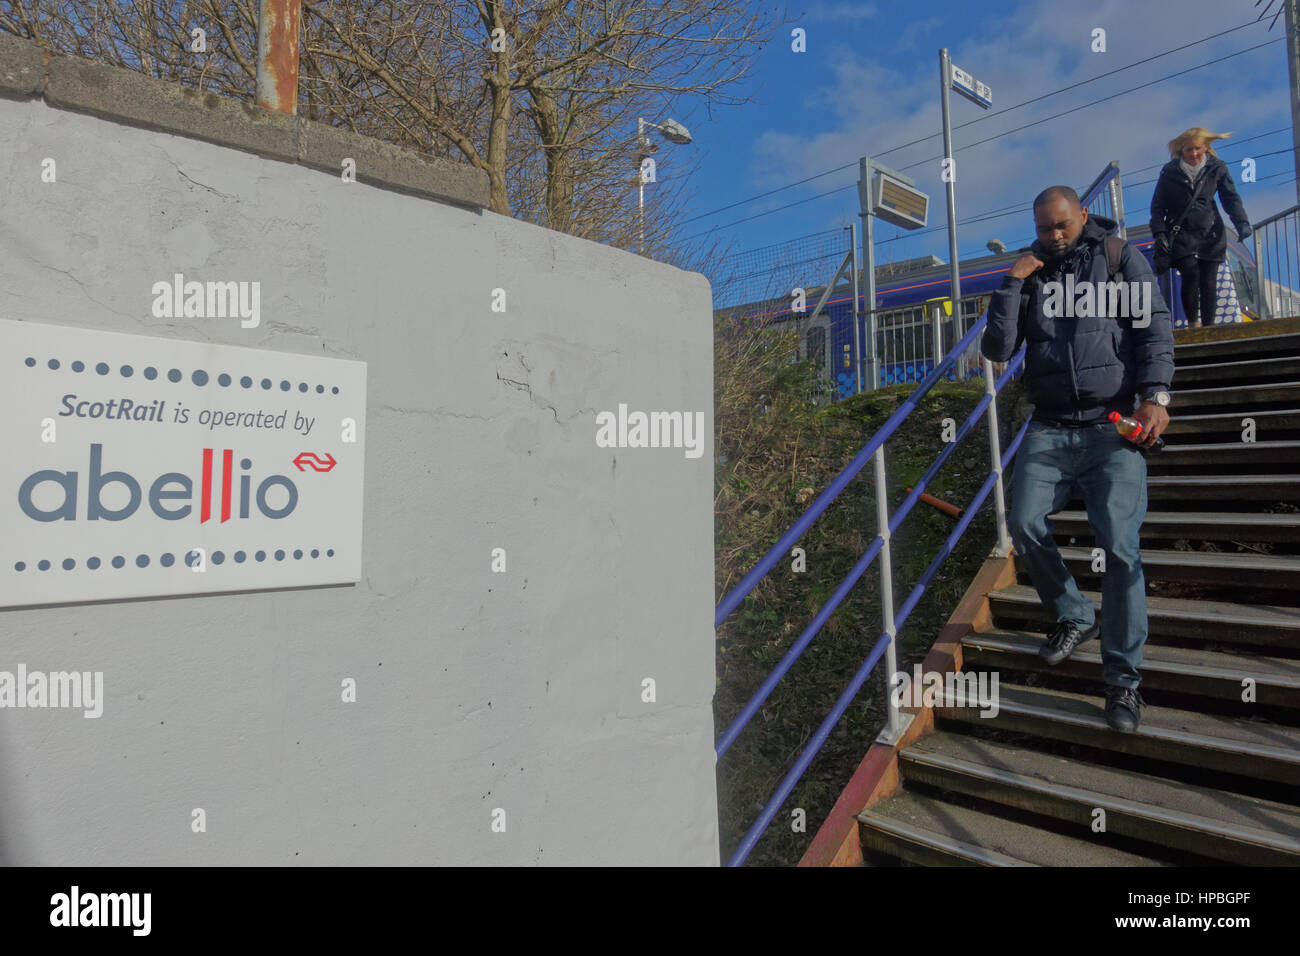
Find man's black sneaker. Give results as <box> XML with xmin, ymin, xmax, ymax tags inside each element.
<box><xmin>1104</xmin><ymin>685</ymin><xmax>1144</xmax><ymax>733</ymax></box>
<box><xmin>1038</xmin><ymin>618</ymin><xmax>1100</xmax><ymax>665</ymax></box>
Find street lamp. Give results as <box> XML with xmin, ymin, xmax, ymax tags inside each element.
<box><xmin>637</xmin><ymin>117</ymin><xmax>693</xmax><ymax>254</ymax></box>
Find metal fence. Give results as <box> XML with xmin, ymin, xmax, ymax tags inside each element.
<box><xmin>708</xmin><ymin>229</ymin><xmax>851</xmax><ymax>312</ymax></box>
<box><xmin>872</xmin><ymin>296</ymin><xmax>986</xmax><ymax>386</ymax></box>
<box><xmin>1252</xmin><ymin>204</ymin><xmax>1300</xmax><ymax>320</ymax></box>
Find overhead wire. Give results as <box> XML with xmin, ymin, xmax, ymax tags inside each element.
<box><xmin>678</xmin><ymin>24</ymin><xmax>1283</xmax><ymax>245</ymax></box>
<box><xmin>679</xmin><ymin>19</ymin><xmax>1267</xmax><ymax>228</ymax></box>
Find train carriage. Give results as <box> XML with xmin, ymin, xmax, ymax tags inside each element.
<box><xmin>733</xmin><ymin>224</ymin><xmax>1261</xmax><ymax>401</ymax></box>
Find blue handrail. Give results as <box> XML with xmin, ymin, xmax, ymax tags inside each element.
<box><xmin>1080</xmin><ymin>161</ymin><xmax>1119</xmax><ymax>211</ymax></box>
<box><xmin>714</xmin><ymin>332</ymin><xmax>1020</xmax><ymax>758</ymax></box>
<box><xmin>715</xmin><ymin>312</ymin><xmax>991</xmax><ymax>628</ymax></box>
<box><xmin>725</xmin><ymin>404</ymin><xmax>1032</xmax><ymax>867</ymax></box>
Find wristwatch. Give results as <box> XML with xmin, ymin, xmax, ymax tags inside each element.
<box><xmin>1141</xmin><ymin>389</ymin><xmax>1172</xmax><ymax>407</ymax></box>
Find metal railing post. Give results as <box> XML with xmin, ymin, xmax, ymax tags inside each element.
<box><xmin>983</xmin><ymin>356</ymin><xmax>1013</xmax><ymax>556</ymax></box>
<box><xmin>931</xmin><ymin>301</ymin><xmax>943</xmax><ymax>372</ymax></box>
<box><xmin>1254</xmin><ymin>230</ymin><xmax>1268</xmax><ymax>320</ymax></box>
<box><xmin>1108</xmin><ymin>169</ymin><xmax>1127</xmax><ymax>239</ymax></box>
<box><xmin>859</xmin><ymin>158</ymin><xmax>879</xmax><ymax>393</ymax></box>
<box><xmin>873</xmin><ymin>445</ymin><xmax>912</xmax><ymax>746</ymax></box>
<box><xmin>849</xmin><ymin>222</ymin><xmax>863</xmax><ymax>394</ymax></box>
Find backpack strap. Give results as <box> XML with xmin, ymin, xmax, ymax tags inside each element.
<box><xmin>1104</xmin><ymin>235</ymin><xmax>1125</xmax><ymax>282</ymax></box>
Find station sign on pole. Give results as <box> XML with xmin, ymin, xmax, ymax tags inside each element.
<box><xmin>949</xmin><ymin>64</ymin><xmax>992</xmax><ymax>110</ymax></box>
<box><xmin>871</xmin><ymin>171</ymin><xmax>928</xmax><ymax>230</ymax></box>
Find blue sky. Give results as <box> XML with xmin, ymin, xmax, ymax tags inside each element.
<box><xmin>669</xmin><ymin>0</ymin><xmax>1297</xmax><ymax>271</ymax></box>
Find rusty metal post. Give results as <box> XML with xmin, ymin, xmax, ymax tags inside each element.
<box><xmin>256</xmin><ymin>0</ymin><xmax>301</xmax><ymax>114</ymax></box>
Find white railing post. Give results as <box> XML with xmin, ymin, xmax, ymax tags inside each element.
<box><xmin>1253</xmin><ymin>230</ymin><xmax>1268</xmax><ymax>320</ymax></box>
<box><xmin>1109</xmin><ymin>172</ymin><xmax>1127</xmax><ymax>239</ymax></box>
<box><xmin>873</xmin><ymin>445</ymin><xmax>913</xmax><ymax>746</ymax></box>
<box><xmin>983</xmin><ymin>356</ymin><xmax>1013</xmax><ymax>556</ymax></box>
<box><xmin>932</xmin><ymin>301</ymin><xmax>944</xmax><ymax>373</ymax></box>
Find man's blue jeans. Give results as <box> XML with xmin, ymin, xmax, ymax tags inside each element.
<box><xmin>1008</xmin><ymin>419</ymin><xmax>1148</xmax><ymax>689</ymax></box>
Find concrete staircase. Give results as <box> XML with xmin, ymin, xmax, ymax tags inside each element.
<box><xmin>856</xmin><ymin>322</ymin><xmax>1300</xmax><ymax>866</ymax></box>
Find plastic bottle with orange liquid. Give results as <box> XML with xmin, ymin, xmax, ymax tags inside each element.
<box><xmin>1107</xmin><ymin>411</ymin><xmax>1165</xmax><ymax>450</ymax></box>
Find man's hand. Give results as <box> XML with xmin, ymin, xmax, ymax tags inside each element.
<box><xmin>1008</xmin><ymin>253</ymin><xmax>1044</xmax><ymax>280</ymax></box>
<box><xmin>1133</xmin><ymin>401</ymin><xmax>1170</xmax><ymax>447</ymax></box>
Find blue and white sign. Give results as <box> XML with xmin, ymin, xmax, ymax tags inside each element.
<box><xmin>0</xmin><ymin>319</ymin><xmax>367</xmax><ymax>608</ymax></box>
<box><xmin>950</xmin><ymin>64</ymin><xmax>992</xmax><ymax>110</ymax></box>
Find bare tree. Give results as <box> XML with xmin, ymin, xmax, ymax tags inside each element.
<box><xmin>0</xmin><ymin>0</ymin><xmax>778</xmax><ymax>267</ymax></box>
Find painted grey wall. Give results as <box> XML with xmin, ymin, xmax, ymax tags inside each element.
<box><xmin>0</xmin><ymin>96</ymin><xmax>718</xmax><ymax>865</ymax></box>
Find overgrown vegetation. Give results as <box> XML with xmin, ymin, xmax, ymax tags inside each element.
<box><xmin>713</xmin><ymin>308</ymin><xmax>1022</xmax><ymax>866</ymax></box>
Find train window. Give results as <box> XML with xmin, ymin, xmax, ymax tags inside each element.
<box><xmin>806</xmin><ymin>325</ymin><xmax>827</xmax><ymax>367</ymax></box>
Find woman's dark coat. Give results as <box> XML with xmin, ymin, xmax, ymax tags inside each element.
<box><xmin>1149</xmin><ymin>154</ymin><xmax>1250</xmax><ymax>262</ymax></box>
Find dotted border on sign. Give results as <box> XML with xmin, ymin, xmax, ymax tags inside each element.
<box><xmin>13</xmin><ymin>548</ymin><xmax>335</xmax><ymax>572</ymax></box>
<box><xmin>22</xmin><ymin>356</ymin><xmax>340</xmax><ymax>395</ymax></box>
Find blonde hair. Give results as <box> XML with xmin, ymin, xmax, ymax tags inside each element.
<box><xmin>1168</xmin><ymin>127</ymin><xmax>1231</xmax><ymax>158</ymax></box>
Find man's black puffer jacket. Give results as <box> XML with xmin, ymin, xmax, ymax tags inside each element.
<box><xmin>981</xmin><ymin>214</ymin><xmax>1175</xmax><ymax>425</ymax></box>
<box><xmin>1149</xmin><ymin>154</ymin><xmax>1250</xmax><ymax>262</ymax></box>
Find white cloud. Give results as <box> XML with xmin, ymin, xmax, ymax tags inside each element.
<box><xmin>896</xmin><ymin>16</ymin><xmax>942</xmax><ymax>50</ymax></box>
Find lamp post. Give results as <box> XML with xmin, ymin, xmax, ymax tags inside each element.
<box><xmin>637</xmin><ymin>117</ymin><xmax>693</xmax><ymax>254</ymax></box>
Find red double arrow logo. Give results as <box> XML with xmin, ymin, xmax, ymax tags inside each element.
<box><xmin>293</xmin><ymin>452</ymin><xmax>337</xmax><ymax>472</ymax></box>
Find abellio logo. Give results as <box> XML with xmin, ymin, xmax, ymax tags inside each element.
<box><xmin>18</xmin><ymin>443</ymin><xmax>299</xmax><ymax>522</ymax></box>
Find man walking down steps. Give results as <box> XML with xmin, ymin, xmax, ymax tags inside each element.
<box><xmin>982</xmin><ymin>185</ymin><xmax>1175</xmax><ymax>733</ymax></box>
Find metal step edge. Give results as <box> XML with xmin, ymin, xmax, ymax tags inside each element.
<box><xmin>1175</xmin><ymin>355</ymin><xmax>1300</xmax><ymax>373</ymax></box>
<box><xmin>1169</xmin><ymin>409</ymin><xmax>1300</xmax><ymax>423</ymax></box>
<box><xmin>1144</xmin><ymin>474</ymin><xmax>1300</xmax><ymax>484</ymax></box>
<box><xmin>961</xmin><ymin>631</ymin><xmax>1300</xmax><ymax>689</ymax></box>
<box><xmin>1052</xmin><ymin>546</ymin><xmax>1300</xmax><ymax>571</ymax></box>
<box><xmin>936</xmin><ymin>688</ymin><xmax>1300</xmax><ymax>766</ymax></box>
<box><xmin>856</xmin><ymin>810</ymin><xmax>1033</xmax><ymax>866</ymax></box>
<box><xmin>1047</xmin><ymin>510</ymin><xmax>1300</xmax><ymax>527</ymax></box>
<box><xmin>900</xmin><ymin>746</ymin><xmax>1300</xmax><ymax>856</ymax></box>
<box><xmin>1176</xmin><ymin>331</ymin><xmax>1300</xmax><ymax>356</ymax></box>
<box><xmin>1171</xmin><ymin>381</ymin><xmax>1300</xmax><ymax>397</ymax></box>
<box><xmin>1145</xmin><ymin>440</ymin><xmax>1300</xmax><ymax>452</ymax></box>
<box><xmin>986</xmin><ymin>586</ymin><xmax>1300</xmax><ymax>635</ymax></box>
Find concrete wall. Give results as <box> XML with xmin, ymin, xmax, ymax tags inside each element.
<box><xmin>0</xmin><ymin>41</ymin><xmax>718</xmax><ymax>865</ymax></box>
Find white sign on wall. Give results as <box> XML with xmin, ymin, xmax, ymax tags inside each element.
<box><xmin>0</xmin><ymin>319</ymin><xmax>367</xmax><ymax>608</ymax></box>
